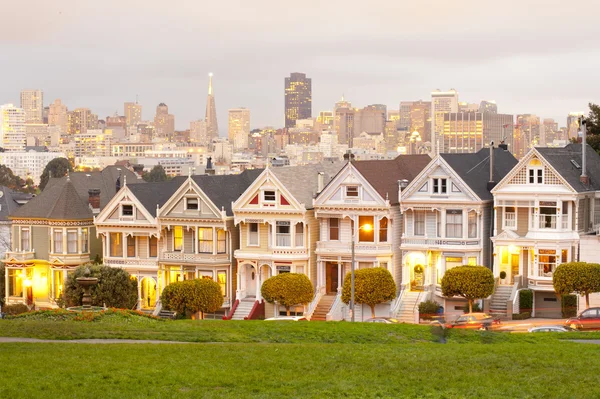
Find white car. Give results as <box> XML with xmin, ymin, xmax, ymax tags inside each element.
<box><xmin>264</xmin><ymin>316</ymin><xmax>308</xmax><ymax>321</ymax></box>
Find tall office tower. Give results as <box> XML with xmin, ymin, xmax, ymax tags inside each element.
<box><xmin>399</xmin><ymin>102</ymin><xmax>413</xmax><ymax>130</ymax></box>
<box><xmin>458</xmin><ymin>102</ymin><xmax>479</xmax><ymax>112</ymax></box>
<box><xmin>205</xmin><ymin>73</ymin><xmax>219</xmax><ymax>139</ymax></box>
<box><xmin>88</xmin><ymin>112</ymin><xmax>99</xmax><ymax>130</ymax></box>
<box><xmin>68</xmin><ymin>108</ymin><xmax>93</xmax><ymax>135</ymax></box>
<box><xmin>514</xmin><ymin>114</ymin><xmax>541</xmax><ymax>159</ymax></box>
<box><xmin>442</xmin><ymin>111</ymin><xmax>513</xmax><ymax>153</ymax></box>
<box><xmin>190</xmin><ymin>120</ymin><xmax>208</xmax><ymax>145</ymax></box>
<box><xmin>48</xmin><ymin>99</ymin><xmax>68</xmax><ymax>133</ymax></box>
<box><xmin>317</xmin><ymin>111</ymin><xmax>334</xmax><ymax>129</ymax></box>
<box><xmin>284</xmin><ymin>72</ymin><xmax>312</xmax><ymax>128</ymax></box>
<box><xmin>335</xmin><ymin>107</ymin><xmax>355</xmax><ymax>146</ymax></box>
<box><xmin>228</xmin><ymin>108</ymin><xmax>251</xmax><ymax>150</ymax></box>
<box><xmin>43</xmin><ymin>106</ymin><xmax>49</xmax><ymax>124</ymax></box>
<box><xmin>0</xmin><ymin>104</ymin><xmax>26</xmax><ymax>151</ymax></box>
<box><xmin>154</xmin><ymin>103</ymin><xmax>175</xmax><ymax>137</ymax></box>
<box><xmin>480</xmin><ymin>101</ymin><xmax>498</xmax><ymax>114</ymax></box>
<box><xmin>567</xmin><ymin>112</ymin><xmax>585</xmax><ymax>140</ymax></box>
<box><xmin>20</xmin><ymin>89</ymin><xmax>44</xmax><ymax>123</ymax></box>
<box><xmin>431</xmin><ymin>89</ymin><xmax>458</xmax><ymax>152</ymax></box>
<box><xmin>542</xmin><ymin>118</ymin><xmax>559</xmax><ymax>146</ymax></box>
<box><xmin>409</xmin><ymin>100</ymin><xmax>431</xmax><ymax>142</ymax></box>
<box><xmin>384</xmin><ymin>120</ymin><xmax>400</xmax><ymax>151</ymax></box>
<box><xmin>387</xmin><ymin>110</ymin><xmax>400</xmax><ymax>124</ymax></box>
<box><xmin>355</xmin><ymin>105</ymin><xmax>386</xmax><ymax>135</ymax></box>
<box><xmin>124</xmin><ymin>102</ymin><xmax>142</xmax><ymax>127</ymax></box>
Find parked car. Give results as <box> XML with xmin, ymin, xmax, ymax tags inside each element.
<box><xmin>528</xmin><ymin>326</ymin><xmax>576</xmax><ymax>333</ymax></box>
<box><xmin>264</xmin><ymin>316</ymin><xmax>307</xmax><ymax>321</ymax></box>
<box><xmin>565</xmin><ymin>307</ymin><xmax>600</xmax><ymax>330</ymax></box>
<box><xmin>446</xmin><ymin>313</ymin><xmax>501</xmax><ymax>330</ymax></box>
<box><xmin>364</xmin><ymin>317</ymin><xmax>401</xmax><ymax>324</ymax></box>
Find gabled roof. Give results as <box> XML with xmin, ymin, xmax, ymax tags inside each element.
<box><xmin>127</xmin><ymin>180</ymin><xmax>182</xmax><ymax>217</ymax></box>
<box><xmin>353</xmin><ymin>154</ymin><xmax>431</xmax><ymax>204</ymax></box>
<box><xmin>440</xmin><ymin>147</ymin><xmax>518</xmax><ymax>201</ymax></box>
<box><xmin>536</xmin><ymin>143</ymin><xmax>600</xmax><ymax>192</ymax></box>
<box><xmin>269</xmin><ymin>161</ymin><xmax>345</xmax><ymax>208</ymax></box>
<box><xmin>0</xmin><ymin>187</ymin><xmax>32</xmax><ymax>222</ymax></box>
<box><xmin>11</xmin><ymin>178</ymin><xmax>93</xmax><ymax>220</ymax></box>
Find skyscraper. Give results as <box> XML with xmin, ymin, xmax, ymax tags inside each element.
<box><xmin>567</xmin><ymin>112</ymin><xmax>584</xmax><ymax>141</ymax></box>
<box><xmin>68</xmin><ymin>108</ymin><xmax>92</xmax><ymax>135</ymax></box>
<box><xmin>442</xmin><ymin>111</ymin><xmax>513</xmax><ymax>153</ymax></box>
<box><xmin>410</xmin><ymin>101</ymin><xmax>431</xmax><ymax>142</ymax></box>
<box><xmin>334</xmin><ymin>97</ymin><xmax>355</xmax><ymax>146</ymax></box>
<box><xmin>0</xmin><ymin>104</ymin><xmax>26</xmax><ymax>151</ymax></box>
<box><xmin>399</xmin><ymin>102</ymin><xmax>413</xmax><ymax>130</ymax></box>
<box><xmin>228</xmin><ymin>108</ymin><xmax>251</xmax><ymax>150</ymax></box>
<box><xmin>190</xmin><ymin>120</ymin><xmax>208</xmax><ymax>145</ymax></box>
<box><xmin>48</xmin><ymin>99</ymin><xmax>68</xmax><ymax>133</ymax></box>
<box><xmin>124</xmin><ymin>102</ymin><xmax>142</xmax><ymax>127</ymax></box>
<box><xmin>20</xmin><ymin>89</ymin><xmax>44</xmax><ymax>123</ymax></box>
<box><xmin>284</xmin><ymin>72</ymin><xmax>312</xmax><ymax>128</ymax></box>
<box><xmin>431</xmin><ymin>89</ymin><xmax>459</xmax><ymax>153</ymax></box>
<box><xmin>154</xmin><ymin>103</ymin><xmax>175</xmax><ymax>138</ymax></box>
<box><xmin>205</xmin><ymin>73</ymin><xmax>219</xmax><ymax>139</ymax></box>
<box><xmin>514</xmin><ymin>114</ymin><xmax>541</xmax><ymax>159</ymax></box>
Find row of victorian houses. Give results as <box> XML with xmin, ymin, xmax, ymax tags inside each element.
<box><xmin>4</xmin><ymin>143</ymin><xmax>600</xmax><ymax>320</ymax></box>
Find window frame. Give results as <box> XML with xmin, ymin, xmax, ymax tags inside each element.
<box><xmin>329</xmin><ymin>218</ymin><xmax>339</xmax><ymax>241</ymax></box>
<box><xmin>121</xmin><ymin>204</ymin><xmax>134</xmax><ymax>217</ymax></box>
<box><xmin>414</xmin><ymin>211</ymin><xmax>425</xmax><ymax>236</ymax></box>
<box><xmin>275</xmin><ymin>221</ymin><xmax>291</xmax><ymax>247</ymax></box>
<box><xmin>198</xmin><ymin>227</ymin><xmax>213</xmax><ymax>254</ymax></box>
<box><xmin>446</xmin><ymin>210</ymin><xmax>463</xmax><ymax>238</ymax></box>
<box><xmin>217</xmin><ymin>229</ymin><xmax>227</xmax><ymax>254</ymax></box>
<box><xmin>432</xmin><ymin>178</ymin><xmax>447</xmax><ymax>194</ymax></box>
<box><xmin>20</xmin><ymin>227</ymin><xmax>30</xmax><ymax>252</ymax></box>
<box><xmin>149</xmin><ymin>236</ymin><xmax>158</xmax><ymax>258</ymax></box>
<box><xmin>67</xmin><ymin>229</ymin><xmax>78</xmax><ymax>254</ymax></box>
<box><xmin>81</xmin><ymin>228</ymin><xmax>89</xmax><ymax>253</ymax></box>
<box><xmin>248</xmin><ymin>223</ymin><xmax>259</xmax><ymax>246</ymax></box>
<box><xmin>468</xmin><ymin>211</ymin><xmax>477</xmax><ymax>238</ymax></box>
<box><xmin>53</xmin><ymin>229</ymin><xmax>63</xmax><ymax>254</ymax></box>
<box><xmin>379</xmin><ymin>217</ymin><xmax>388</xmax><ymax>242</ymax></box>
<box><xmin>185</xmin><ymin>197</ymin><xmax>199</xmax><ymax>211</ymax></box>
<box><xmin>295</xmin><ymin>223</ymin><xmax>304</xmax><ymax>247</ymax></box>
<box><xmin>173</xmin><ymin>226</ymin><xmax>183</xmax><ymax>252</ymax></box>
<box><xmin>358</xmin><ymin>216</ymin><xmax>374</xmax><ymax>242</ymax></box>
<box><xmin>345</xmin><ymin>185</ymin><xmax>359</xmax><ymax>198</ymax></box>
<box><xmin>263</xmin><ymin>190</ymin><xmax>276</xmax><ymax>203</ymax></box>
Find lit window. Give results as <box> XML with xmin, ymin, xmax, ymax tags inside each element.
<box><xmin>173</xmin><ymin>226</ymin><xmax>183</xmax><ymax>251</ymax></box>
<box><xmin>358</xmin><ymin>216</ymin><xmax>374</xmax><ymax>242</ymax></box>
<box><xmin>217</xmin><ymin>229</ymin><xmax>227</xmax><ymax>254</ymax></box>
<box><xmin>217</xmin><ymin>271</ymin><xmax>227</xmax><ymax>296</ymax></box>
<box><xmin>81</xmin><ymin>228</ymin><xmax>89</xmax><ymax>253</ymax></box>
<box><xmin>379</xmin><ymin>217</ymin><xmax>388</xmax><ymax>242</ymax></box>
<box><xmin>109</xmin><ymin>233</ymin><xmax>122</xmax><ymax>257</ymax></box>
<box><xmin>198</xmin><ymin>228</ymin><xmax>213</xmax><ymax>253</ymax></box>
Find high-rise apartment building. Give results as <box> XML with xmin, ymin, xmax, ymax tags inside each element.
<box><xmin>479</xmin><ymin>101</ymin><xmax>498</xmax><ymax>114</ymax></box>
<box><xmin>124</xmin><ymin>102</ymin><xmax>142</xmax><ymax>127</ymax></box>
<box><xmin>154</xmin><ymin>103</ymin><xmax>175</xmax><ymax>138</ymax></box>
<box><xmin>190</xmin><ymin>120</ymin><xmax>208</xmax><ymax>145</ymax></box>
<box><xmin>431</xmin><ymin>89</ymin><xmax>459</xmax><ymax>152</ymax></box>
<box><xmin>48</xmin><ymin>99</ymin><xmax>68</xmax><ymax>133</ymax></box>
<box><xmin>73</xmin><ymin>129</ymin><xmax>113</xmax><ymax>157</ymax></box>
<box><xmin>442</xmin><ymin>112</ymin><xmax>513</xmax><ymax>153</ymax></box>
<box><xmin>0</xmin><ymin>104</ymin><xmax>26</xmax><ymax>151</ymax></box>
<box><xmin>284</xmin><ymin>72</ymin><xmax>312</xmax><ymax>128</ymax></box>
<box><xmin>355</xmin><ymin>105</ymin><xmax>386</xmax><ymax>136</ymax></box>
<box><xmin>205</xmin><ymin>73</ymin><xmax>219</xmax><ymax>139</ymax></box>
<box><xmin>68</xmin><ymin>108</ymin><xmax>95</xmax><ymax>135</ymax></box>
<box><xmin>399</xmin><ymin>102</ymin><xmax>413</xmax><ymax>130</ymax></box>
<box><xmin>228</xmin><ymin>108</ymin><xmax>251</xmax><ymax>150</ymax></box>
<box><xmin>20</xmin><ymin>90</ymin><xmax>44</xmax><ymax>123</ymax></box>
<box><xmin>542</xmin><ymin>118</ymin><xmax>559</xmax><ymax>145</ymax></box>
<box><xmin>409</xmin><ymin>101</ymin><xmax>431</xmax><ymax>142</ymax></box>
<box><xmin>514</xmin><ymin>114</ymin><xmax>541</xmax><ymax>159</ymax></box>
<box><xmin>567</xmin><ymin>112</ymin><xmax>584</xmax><ymax>141</ymax></box>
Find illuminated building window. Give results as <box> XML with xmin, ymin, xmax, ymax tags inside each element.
<box><xmin>109</xmin><ymin>233</ymin><xmax>122</xmax><ymax>257</ymax></box>
<box><xmin>173</xmin><ymin>226</ymin><xmax>183</xmax><ymax>251</ymax></box>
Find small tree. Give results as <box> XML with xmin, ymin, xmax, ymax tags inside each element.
<box><xmin>63</xmin><ymin>264</ymin><xmax>138</xmax><ymax>309</ymax></box>
<box><xmin>553</xmin><ymin>262</ymin><xmax>600</xmax><ymax>309</ymax></box>
<box><xmin>261</xmin><ymin>273</ymin><xmax>314</xmax><ymax>316</ymax></box>
<box><xmin>341</xmin><ymin>268</ymin><xmax>396</xmax><ymax>318</ymax></box>
<box><xmin>143</xmin><ymin>165</ymin><xmax>169</xmax><ymax>182</ymax></box>
<box><xmin>39</xmin><ymin>157</ymin><xmax>73</xmax><ymax>190</ymax></box>
<box><xmin>441</xmin><ymin>265</ymin><xmax>494</xmax><ymax>313</ymax></box>
<box><xmin>161</xmin><ymin>279</ymin><xmax>223</xmax><ymax>319</ymax></box>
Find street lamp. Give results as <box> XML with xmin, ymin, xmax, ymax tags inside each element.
<box><xmin>350</xmin><ymin>221</ymin><xmax>373</xmax><ymax>322</ymax></box>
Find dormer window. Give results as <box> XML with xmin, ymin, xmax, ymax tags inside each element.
<box><xmin>432</xmin><ymin>178</ymin><xmax>447</xmax><ymax>194</ymax></box>
<box><xmin>186</xmin><ymin>198</ymin><xmax>198</xmax><ymax>210</ymax></box>
<box><xmin>263</xmin><ymin>190</ymin><xmax>276</xmax><ymax>202</ymax></box>
<box><xmin>528</xmin><ymin>158</ymin><xmax>543</xmax><ymax>184</ymax></box>
<box><xmin>346</xmin><ymin>186</ymin><xmax>359</xmax><ymax>197</ymax></box>
<box><xmin>121</xmin><ymin>204</ymin><xmax>133</xmax><ymax>216</ymax></box>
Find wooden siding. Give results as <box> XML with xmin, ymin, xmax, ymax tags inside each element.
<box><xmin>516</xmin><ymin>207</ymin><xmax>529</xmax><ymax>236</ymax></box>
<box><xmin>307</xmin><ymin>210</ymin><xmax>319</xmax><ymax>289</ymax></box>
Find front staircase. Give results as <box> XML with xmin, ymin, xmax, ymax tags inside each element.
<box><xmin>310</xmin><ymin>294</ymin><xmax>336</xmax><ymax>321</ymax></box>
<box><xmin>394</xmin><ymin>291</ymin><xmax>423</xmax><ymax>324</ymax></box>
<box><xmin>489</xmin><ymin>285</ymin><xmax>513</xmax><ymax>319</ymax></box>
<box><xmin>230</xmin><ymin>299</ymin><xmax>256</xmax><ymax>320</ymax></box>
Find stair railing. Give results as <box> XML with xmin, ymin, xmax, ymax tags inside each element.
<box><xmin>305</xmin><ymin>289</ymin><xmax>324</xmax><ymax>320</ymax></box>
<box><xmin>390</xmin><ymin>284</ymin><xmax>407</xmax><ymax>317</ymax></box>
<box><xmin>222</xmin><ymin>299</ymin><xmax>240</xmax><ymax>320</ymax></box>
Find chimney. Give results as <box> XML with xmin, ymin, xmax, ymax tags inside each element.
<box><xmin>88</xmin><ymin>189</ymin><xmax>101</xmax><ymax>212</ymax></box>
<box><xmin>581</xmin><ymin>118</ymin><xmax>589</xmax><ymax>185</ymax></box>
<box><xmin>487</xmin><ymin>141</ymin><xmax>497</xmax><ymax>191</ymax></box>
<box><xmin>498</xmin><ymin>141</ymin><xmax>508</xmax><ymax>151</ymax></box>
<box><xmin>206</xmin><ymin>156</ymin><xmax>215</xmax><ymax>175</ymax></box>
<box><xmin>317</xmin><ymin>172</ymin><xmax>324</xmax><ymax>193</ymax></box>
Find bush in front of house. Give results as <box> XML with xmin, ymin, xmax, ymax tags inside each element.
<box><xmin>519</xmin><ymin>289</ymin><xmax>533</xmax><ymax>313</ymax></box>
<box><xmin>553</xmin><ymin>262</ymin><xmax>600</xmax><ymax>309</ymax></box>
<box><xmin>418</xmin><ymin>300</ymin><xmax>441</xmax><ymax>320</ymax></box>
<box><xmin>342</xmin><ymin>268</ymin><xmax>397</xmax><ymax>318</ymax></box>
<box><xmin>261</xmin><ymin>273</ymin><xmax>314</xmax><ymax>316</ymax></box>
<box><xmin>64</xmin><ymin>264</ymin><xmax>138</xmax><ymax>309</ymax></box>
<box><xmin>561</xmin><ymin>294</ymin><xmax>578</xmax><ymax>318</ymax></box>
<box><xmin>161</xmin><ymin>279</ymin><xmax>223</xmax><ymax>319</ymax></box>
<box><xmin>442</xmin><ymin>266</ymin><xmax>494</xmax><ymax>313</ymax></box>
<box><xmin>2</xmin><ymin>303</ymin><xmax>29</xmax><ymax>315</ymax></box>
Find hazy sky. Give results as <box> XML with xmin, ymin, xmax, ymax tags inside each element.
<box><xmin>1</xmin><ymin>0</ymin><xmax>599</xmax><ymax>131</ymax></box>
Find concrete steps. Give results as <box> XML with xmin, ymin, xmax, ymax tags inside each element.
<box><xmin>231</xmin><ymin>299</ymin><xmax>256</xmax><ymax>320</ymax></box>
<box><xmin>394</xmin><ymin>291</ymin><xmax>423</xmax><ymax>324</ymax></box>
<box><xmin>489</xmin><ymin>285</ymin><xmax>513</xmax><ymax>318</ymax></box>
<box><xmin>311</xmin><ymin>295</ymin><xmax>336</xmax><ymax>321</ymax></box>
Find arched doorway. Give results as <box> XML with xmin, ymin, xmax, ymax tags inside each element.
<box><xmin>245</xmin><ymin>265</ymin><xmax>257</xmax><ymax>297</ymax></box>
<box><xmin>140</xmin><ymin>277</ymin><xmax>157</xmax><ymax>308</ymax></box>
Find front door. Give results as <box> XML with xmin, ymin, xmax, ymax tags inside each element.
<box><xmin>510</xmin><ymin>254</ymin><xmax>519</xmax><ymax>284</ymax></box>
<box><xmin>246</xmin><ymin>266</ymin><xmax>256</xmax><ymax>297</ymax></box>
<box><xmin>325</xmin><ymin>262</ymin><xmax>339</xmax><ymax>294</ymax></box>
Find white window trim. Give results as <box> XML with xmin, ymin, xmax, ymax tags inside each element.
<box><xmin>120</xmin><ymin>203</ymin><xmax>135</xmax><ymax>217</ymax></box>
<box><xmin>262</xmin><ymin>190</ymin><xmax>277</xmax><ymax>203</ymax></box>
<box><xmin>503</xmin><ymin>207</ymin><xmax>517</xmax><ymax>230</ymax></box>
<box><xmin>344</xmin><ymin>185</ymin><xmax>360</xmax><ymax>199</ymax></box>
<box><xmin>184</xmin><ymin>197</ymin><xmax>199</xmax><ymax>211</ymax></box>
<box><xmin>173</xmin><ymin>226</ymin><xmax>184</xmax><ymax>252</ymax></box>
<box><xmin>528</xmin><ymin>167</ymin><xmax>544</xmax><ymax>184</ymax></box>
<box><xmin>247</xmin><ymin>223</ymin><xmax>260</xmax><ymax>247</ymax></box>
<box><xmin>432</xmin><ymin>177</ymin><xmax>448</xmax><ymax>195</ymax></box>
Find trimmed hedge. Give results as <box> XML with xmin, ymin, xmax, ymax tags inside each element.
<box><xmin>161</xmin><ymin>279</ymin><xmax>224</xmax><ymax>319</ymax></box>
<box><xmin>519</xmin><ymin>290</ymin><xmax>533</xmax><ymax>313</ymax></box>
<box><xmin>418</xmin><ymin>300</ymin><xmax>441</xmax><ymax>320</ymax></box>
<box><xmin>342</xmin><ymin>268</ymin><xmax>396</xmax><ymax>318</ymax></box>
<box><xmin>441</xmin><ymin>266</ymin><xmax>494</xmax><ymax>313</ymax></box>
<box><xmin>2</xmin><ymin>303</ymin><xmax>29</xmax><ymax>315</ymax></box>
<box><xmin>261</xmin><ymin>273</ymin><xmax>313</xmax><ymax>316</ymax></box>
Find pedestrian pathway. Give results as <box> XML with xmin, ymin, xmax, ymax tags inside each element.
<box><xmin>0</xmin><ymin>337</ymin><xmax>194</xmax><ymax>344</ymax></box>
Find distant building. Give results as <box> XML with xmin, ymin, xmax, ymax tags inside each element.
<box><xmin>409</xmin><ymin>101</ymin><xmax>431</xmax><ymax>142</ymax></box>
<box><xmin>228</xmin><ymin>108</ymin><xmax>251</xmax><ymax>150</ymax></box>
<box><xmin>399</xmin><ymin>102</ymin><xmax>413</xmax><ymax>130</ymax></box>
<box><xmin>205</xmin><ymin>74</ymin><xmax>219</xmax><ymax>139</ymax></box>
<box><xmin>442</xmin><ymin>112</ymin><xmax>514</xmax><ymax>153</ymax></box>
<box><xmin>154</xmin><ymin>103</ymin><xmax>175</xmax><ymax>138</ymax></box>
<box><xmin>0</xmin><ymin>104</ymin><xmax>26</xmax><ymax>151</ymax></box>
<box><xmin>334</xmin><ymin>98</ymin><xmax>355</xmax><ymax>145</ymax></box>
<box><xmin>431</xmin><ymin>89</ymin><xmax>459</xmax><ymax>152</ymax></box>
<box><xmin>68</xmin><ymin>108</ymin><xmax>96</xmax><ymax>135</ymax></box>
<box><xmin>0</xmin><ymin>149</ymin><xmax>66</xmax><ymax>184</ymax></box>
<box><xmin>542</xmin><ymin>118</ymin><xmax>559</xmax><ymax>146</ymax></box>
<box><xmin>124</xmin><ymin>102</ymin><xmax>142</xmax><ymax>127</ymax></box>
<box><xmin>190</xmin><ymin>120</ymin><xmax>208</xmax><ymax>145</ymax></box>
<box><xmin>20</xmin><ymin>90</ymin><xmax>44</xmax><ymax>123</ymax></box>
<box><xmin>284</xmin><ymin>72</ymin><xmax>312</xmax><ymax>128</ymax></box>
<box><xmin>567</xmin><ymin>112</ymin><xmax>584</xmax><ymax>141</ymax></box>
<box><xmin>48</xmin><ymin>99</ymin><xmax>68</xmax><ymax>134</ymax></box>
<box><xmin>73</xmin><ymin>129</ymin><xmax>113</xmax><ymax>157</ymax></box>
<box><xmin>480</xmin><ymin>100</ymin><xmax>498</xmax><ymax>114</ymax></box>
<box><xmin>355</xmin><ymin>105</ymin><xmax>386</xmax><ymax>135</ymax></box>
<box><xmin>514</xmin><ymin>114</ymin><xmax>541</xmax><ymax>160</ymax></box>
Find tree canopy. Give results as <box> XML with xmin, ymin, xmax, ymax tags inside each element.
<box><xmin>586</xmin><ymin>103</ymin><xmax>600</xmax><ymax>136</ymax></box>
<box><xmin>441</xmin><ymin>266</ymin><xmax>495</xmax><ymax>313</ymax></box>
<box><xmin>261</xmin><ymin>273</ymin><xmax>314</xmax><ymax>316</ymax></box>
<box><xmin>161</xmin><ymin>279</ymin><xmax>223</xmax><ymax>319</ymax></box>
<box><xmin>142</xmin><ymin>165</ymin><xmax>169</xmax><ymax>182</ymax></box>
<box><xmin>553</xmin><ymin>262</ymin><xmax>600</xmax><ymax>309</ymax></box>
<box><xmin>341</xmin><ymin>267</ymin><xmax>396</xmax><ymax>318</ymax></box>
<box><xmin>39</xmin><ymin>157</ymin><xmax>73</xmax><ymax>190</ymax></box>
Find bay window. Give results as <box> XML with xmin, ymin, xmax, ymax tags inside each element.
<box><xmin>198</xmin><ymin>228</ymin><xmax>213</xmax><ymax>253</ymax></box>
<box><xmin>379</xmin><ymin>217</ymin><xmax>388</xmax><ymax>242</ymax></box>
<box><xmin>276</xmin><ymin>221</ymin><xmax>291</xmax><ymax>247</ymax></box>
<box><xmin>67</xmin><ymin>230</ymin><xmax>78</xmax><ymax>254</ymax></box>
<box><xmin>109</xmin><ymin>233</ymin><xmax>122</xmax><ymax>257</ymax></box>
<box><xmin>54</xmin><ymin>229</ymin><xmax>63</xmax><ymax>253</ymax></box>
<box><xmin>295</xmin><ymin>223</ymin><xmax>304</xmax><ymax>247</ymax></box>
<box><xmin>358</xmin><ymin>216</ymin><xmax>374</xmax><ymax>242</ymax></box>
<box><xmin>248</xmin><ymin>223</ymin><xmax>259</xmax><ymax>246</ymax></box>
<box><xmin>217</xmin><ymin>229</ymin><xmax>227</xmax><ymax>254</ymax></box>
<box><xmin>173</xmin><ymin>226</ymin><xmax>183</xmax><ymax>251</ymax></box>
<box><xmin>127</xmin><ymin>235</ymin><xmax>136</xmax><ymax>257</ymax></box>
<box><xmin>8</xmin><ymin>269</ymin><xmax>23</xmax><ymax>297</ymax></box>
<box><xmin>414</xmin><ymin>211</ymin><xmax>425</xmax><ymax>236</ymax></box>
<box><xmin>446</xmin><ymin>210</ymin><xmax>462</xmax><ymax>238</ymax></box>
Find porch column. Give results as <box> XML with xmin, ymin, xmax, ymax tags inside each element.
<box><xmin>255</xmin><ymin>266</ymin><xmax>261</xmax><ymax>300</ymax></box>
<box><xmin>50</xmin><ymin>269</ymin><xmax>55</xmax><ymax>300</ymax></box>
<box><xmin>337</xmin><ymin>261</ymin><xmax>342</xmax><ymax>293</ymax></box>
<box><xmin>122</xmin><ymin>233</ymin><xmax>126</xmax><ymax>258</ymax></box>
<box><xmin>195</xmin><ymin>227</ymin><xmax>198</xmax><ymax>254</ymax></box>
<box><xmin>237</xmin><ymin>263</ymin><xmax>242</xmax><ymax>297</ymax></box>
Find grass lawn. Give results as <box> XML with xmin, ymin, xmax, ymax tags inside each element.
<box><xmin>2</xmin><ymin>314</ymin><xmax>600</xmax><ymax>398</ymax></box>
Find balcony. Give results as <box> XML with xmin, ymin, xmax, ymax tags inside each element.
<box><xmin>401</xmin><ymin>236</ymin><xmax>481</xmax><ymax>249</ymax></box>
<box><xmin>4</xmin><ymin>250</ymin><xmax>35</xmax><ymax>262</ymax></box>
<box><xmin>104</xmin><ymin>257</ymin><xmax>159</xmax><ymax>269</ymax></box>
<box><xmin>160</xmin><ymin>251</ymin><xmax>229</xmax><ymax>264</ymax></box>
<box><xmin>535</xmin><ymin>214</ymin><xmax>569</xmax><ymax>230</ymax></box>
<box><xmin>316</xmin><ymin>241</ymin><xmax>392</xmax><ymax>255</ymax></box>
<box><xmin>49</xmin><ymin>253</ymin><xmax>91</xmax><ymax>265</ymax></box>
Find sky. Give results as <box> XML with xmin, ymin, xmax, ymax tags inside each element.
<box><xmin>1</xmin><ymin>0</ymin><xmax>599</xmax><ymax>132</ymax></box>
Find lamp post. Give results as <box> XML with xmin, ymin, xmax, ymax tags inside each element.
<box><xmin>350</xmin><ymin>221</ymin><xmax>373</xmax><ymax>322</ymax></box>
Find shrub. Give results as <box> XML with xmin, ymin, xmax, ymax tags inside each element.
<box><xmin>418</xmin><ymin>300</ymin><xmax>440</xmax><ymax>320</ymax></box>
<box><xmin>161</xmin><ymin>279</ymin><xmax>223</xmax><ymax>319</ymax></box>
<box><xmin>499</xmin><ymin>271</ymin><xmax>507</xmax><ymax>280</ymax></box>
<box><xmin>441</xmin><ymin>266</ymin><xmax>494</xmax><ymax>313</ymax></box>
<box><xmin>2</xmin><ymin>303</ymin><xmax>29</xmax><ymax>315</ymax></box>
<box><xmin>342</xmin><ymin>267</ymin><xmax>396</xmax><ymax>318</ymax></box>
<box><xmin>553</xmin><ymin>262</ymin><xmax>600</xmax><ymax>308</ymax></box>
<box><xmin>261</xmin><ymin>273</ymin><xmax>314</xmax><ymax>316</ymax></box>
<box><xmin>512</xmin><ymin>312</ymin><xmax>531</xmax><ymax>320</ymax></box>
<box><xmin>519</xmin><ymin>290</ymin><xmax>533</xmax><ymax>313</ymax></box>
<box><xmin>63</xmin><ymin>264</ymin><xmax>138</xmax><ymax>309</ymax></box>
<box><xmin>561</xmin><ymin>294</ymin><xmax>578</xmax><ymax>318</ymax></box>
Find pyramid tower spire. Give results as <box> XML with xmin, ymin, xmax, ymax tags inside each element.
<box><xmin>205</xmin><ymin>73</ymin><xmax>218</xmax><ymax>139</ymax></box>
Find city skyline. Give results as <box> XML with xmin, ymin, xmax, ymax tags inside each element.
<box><xmin>1</xmin><ymin>0</ymin><xmax>598</xmax><ymax>131</ymax></box>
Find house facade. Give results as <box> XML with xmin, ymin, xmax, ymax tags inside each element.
<box><xmin>491</xmin><ymin>144</ymin><xmax>600</xmax><ymax>317</ymax></box>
